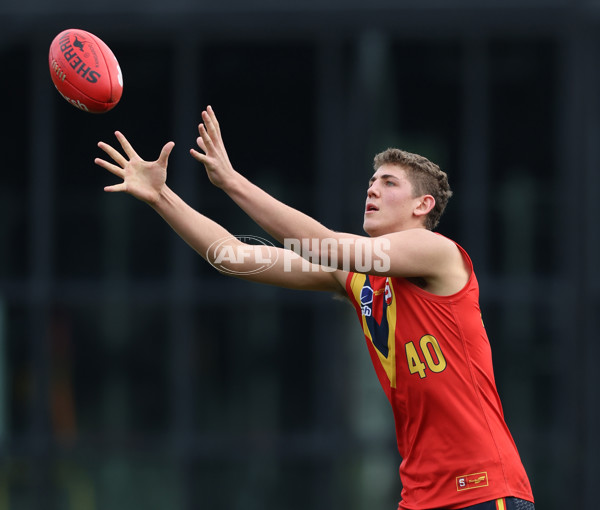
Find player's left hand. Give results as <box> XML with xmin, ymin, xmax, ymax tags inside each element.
<box><xmin>190</xmin><ymin>105</ymin><xmax>238</xmax><ymax>190</ymax></box>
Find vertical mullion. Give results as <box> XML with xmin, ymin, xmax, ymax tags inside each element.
<box><xmin>314</xmin><ymin>34</ymin><xmax>345</xmax><ymax>510</ymax></box>
<box><xmin>555</xmin><ymin>27</ymin><xmax>586</xmax><ymax>509</ymax></box>
<box><xmin>459</xmin><ymin>37</ymin><xmax>489</xmax><ymax>275</ymax></box>
<box><xmin>343</xmin><ymin>30</ymin><xmax>399</xmax><ymax>510</ymax></box>
<box><xmin>169</xmin><ymin>33</ymin><xmax>200</xmax><ymax>510</ymax></box>
<box><xmin>582</xmin><ymin>29</ymin><xmax>600</xmax><ymax>510</ymax></box>
<box><xmin>28</xmin><ymin>36</ymin><xmax>56</xmax><ymax>509</ymax></box>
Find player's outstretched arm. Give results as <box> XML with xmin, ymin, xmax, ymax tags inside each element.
<box><xmin>190</xmin><ymin>106</ymin><xmax>344</xmax><ymax>249</ymax></box>
<box><xmin>95</xmin><ymin>132</ymin><xmax>346</xmax><ymax>293</ymax></box>
<box><xmin>190</xmin><ymin>107</ymin><xmax>468</xmax><ymax>292</ymax></box>
<box><xmin>188</xmin><ymin>107</ymin><xmax>401</xmax><ymax>275</ymax></box>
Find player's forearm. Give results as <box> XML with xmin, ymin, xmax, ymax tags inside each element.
<box><xmin>151</xmin><ymin>185</ymin><xmax>232</xmax><ymax>262</ymax></box>
<box><xmin>223</xmin><ymin>173</ymin><xmax>332</xmax><ymax>244</ymax></box>
<box><xmin>222</xmin><ymin>174</ymin><xmax>374</xmax><ymax>271</ymax></box>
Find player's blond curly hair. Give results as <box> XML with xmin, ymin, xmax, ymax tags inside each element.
<box><xmin>373</xmin><ymin>148</ymin><xmax>453</xmax><ymax>230</ymax></box>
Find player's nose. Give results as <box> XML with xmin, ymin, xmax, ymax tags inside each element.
<box><xmin>367</xmin><ymin>182</ymin><xmax>380</xmax><ymax>198</ymax></box>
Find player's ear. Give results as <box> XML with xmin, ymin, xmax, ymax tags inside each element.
<box><xmin>414</xmin><ymin>195</ymin><xmax>435</xmax><ymax>218</ymax></box>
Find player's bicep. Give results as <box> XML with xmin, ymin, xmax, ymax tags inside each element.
<box><xmin>367</xmin><ymin>230</ymin><xmax>457</xmax><ymax>278</ymax></box>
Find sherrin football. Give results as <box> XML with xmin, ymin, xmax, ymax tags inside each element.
<box><xmin>49</xmin><ymin>29</ymin><xmax>123</xmax><ymax>113</ymax></box>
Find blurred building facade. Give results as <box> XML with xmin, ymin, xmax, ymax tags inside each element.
<box><xmin>1</xmin><ymin>1</ymin><xmax>599</xmax><ymax>509</ymax></box>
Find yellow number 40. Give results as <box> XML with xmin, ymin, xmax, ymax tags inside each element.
<box><xmin>405</xmin><ymin>335</ymin><xmax>447</xmax><ymax>378</ymax></box>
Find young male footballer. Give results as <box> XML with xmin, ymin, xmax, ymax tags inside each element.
<box><xmin>95</xmin><ymin>105</ymin><xmax>535</xmax><ymax>510</ymax></box>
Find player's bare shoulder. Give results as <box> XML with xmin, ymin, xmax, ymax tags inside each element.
<box><xmin>423</xmin><ymin>232</ymin><xmax>471</xmax><ymax>296</ymax></box>
<box><xmin>380</xmin><ymin>229</ymin><xmax>469</xmax><ymax>295</ymax></box>
<box><xmin>383</xmin><ymin>228</ymin><xmax>456</xmax><ymax>266</ymax></box>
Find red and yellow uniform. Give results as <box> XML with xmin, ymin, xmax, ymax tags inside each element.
<box><xmin>345</xmin><ymin>241</ymin><xmax>533</xmax><ymax>510</ymax></box>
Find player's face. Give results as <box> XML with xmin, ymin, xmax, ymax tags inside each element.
<box><xmin>363</xmin><ymin>165</ymin><xmax>423</xmax><ymax>236</ymax></box>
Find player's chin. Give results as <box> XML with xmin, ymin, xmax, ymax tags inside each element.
<box><xmin>362</xmin><ymin>218</ymin><xmax>378</xmax><ymax>237</ymax></box>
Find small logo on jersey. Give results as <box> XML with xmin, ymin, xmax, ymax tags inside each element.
<box><xmin>384</xmin><ymin>279</ymin><xmax>392</xmax><ymax>305</ymax></box>
<box><xmin>360</xmin><ymin>286</ymin><xmax>373</xmax><ymax>317</ymax></box>
<box><xmin>456</xmin><ymin>471</ymin><xmax>489</xmax><ymax>491</ymax></box>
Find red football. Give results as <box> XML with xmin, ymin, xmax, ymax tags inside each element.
<box><xmin>49</xmin><ymin>29</ymin><xmax>123</xmax><ymax>113</ymax></box>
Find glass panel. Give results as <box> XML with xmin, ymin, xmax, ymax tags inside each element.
<box><xmin>0</xmin><ymin>44</ymin><xmax>30</xmax><ymax>279</ymax></box>
<box><xmin>53</xmin><ymin>43</ymin><xmax>175</xmax><ymax>280</ymax></box>
<box><xmin>489</xmin><ymin>40</ymin><xmax>558</xmax><ymax>276</ymax></box>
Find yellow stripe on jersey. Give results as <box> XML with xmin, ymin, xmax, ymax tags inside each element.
<box><xmin>496</xmin><ymin>498</ymin><xmax>506</xmax><ymax>510</ymax></box>
<box><xmin>349</xmin><ymin>273</ymin><xmax>397</xmax><ymax>388</ymax></box>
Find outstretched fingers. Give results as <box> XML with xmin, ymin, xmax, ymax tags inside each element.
<box><xmin>198</xmin><ymin>123</ymin><xmax>217</xmax><ymax>155</ymax></box>
<box><xmin>189</xmin><ymin>125</ymin><xmax>208</xmax><ymax>162</ymax></box>
<box><xmin>204</xmin><ymin>105</ymin><xmax>221</xmax><ymax>136</ymax></box>
<box><xmin>157</xmin><ymin>141</ymin><xmax>175</xmax><ymax>166</ymax></box>
<box><xmin>97</xmin><ymin>141</ymin><xmax>128</xmax><ymax>168</ymax></box>
<box><xmin>114</xmin><ymin>131</ymin><xmax>140</xmax><ymax>160</ymax></box>
<box><xmin>94</xmin><ymin>155</ymin><xmax>125</xmax><ymax>179</ymax></box>
<box><xmin>104</xmin><ymin>182</ymin><xmax>128</xmax><ymax>193</ymax></box>
<box><xmin>201</xmin><ymin>108</ymin><xmax>222</xmax><ymax>147</ymax></box>
<box><xmin>189</xmin><ymin>147</ymin><xmax>206</xmax><ymax>163</ymax></box>
<box><xmin>195</xmin><ymin>133</ymin><xmax>207</xmax><ymax>152</ymax></box>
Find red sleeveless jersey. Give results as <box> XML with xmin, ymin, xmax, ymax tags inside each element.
<box><xmin>345</xmin><ymin>242</ymin><xmax>533</xmax><ymax>509</ymax></box>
